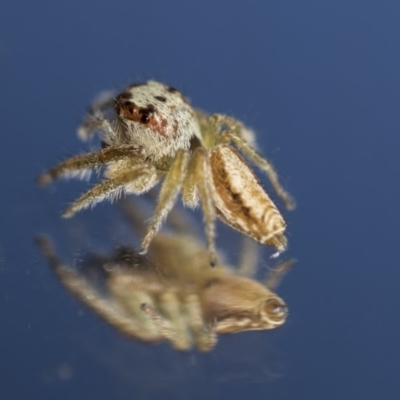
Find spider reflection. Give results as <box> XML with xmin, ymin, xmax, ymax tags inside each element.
<box><xmin>37</xmin><ymin>200</ymin><xmax>293</xmax><ymax>351</ymax></box>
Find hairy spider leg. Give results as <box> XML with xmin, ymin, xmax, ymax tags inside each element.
<box><xmin>78</xmin><ymin>90</ymin><xmax>118</xmax><ymax>141</ymax></box>
<box><xmin>37</xmin><ymin>146</ymin><xmax>142</xmax><ymax>186</ymax></box>
<box><xmin>191</xmin><ymin>148</ymin><xmax>217</xmax><ymax>266</ymax></box>
<box><xmin>62</xmin><ymin>164</ymin><xmax>158</xmax><ymax>218</ymax></box>
<box><xmin>139</xmin><ymin>150</ymin><xmax>190</xmax><ymax>255</ymax></box>
<box><xmin>210</xmin><ymin>114</ymin><xmax>296</xmax><ymax>210</ymax></box>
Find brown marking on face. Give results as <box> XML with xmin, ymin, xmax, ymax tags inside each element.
<box><xmin>114</xmin><ymin>98</ymin><xmax>141</xmax><ymax>121</ymax></box>
<box><xmin>210</xmin><ymin>145</ymin><xmax>287</xmax><ymax>250</ymax></box>
<box><xmin>115</xmin><ymin>99</ymin><xmax>163</xmax><ymax>131</ymax></box>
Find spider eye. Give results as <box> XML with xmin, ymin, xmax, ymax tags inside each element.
<box><xmin>139</xmin><ymin>105</ymin><xmax>155</xmax><ymax>125</ymax></box>
<box><xmin>140</xmin><ymin>111</ymin><xmax>151</xmax><ymax>124</ymax></box>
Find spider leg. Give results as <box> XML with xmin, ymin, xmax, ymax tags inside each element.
<box><xmin>264</xmin><ymin>259</ymin><xmax>296</xmax><ymax>290</ymax></box>
<box><xmin>62</xmin><ymin>165</ymin><xmax>158</xmax><ymax>218</ymax></box>
<box><xmin>208</xmin><ymin>113</ymin><xmax>257</xmax><ymax>147</ymax></box>
<box><xmin>209</xmin><ymin>114</ymin><xmax>295</xmax><ymax>210</ymax></box>
<box><xmin>89</xmin><ymin>89</ymin><xmax>117</xmax><ymax>112</ymax></box>
<box><xmin>139</xmin><ymin>150</ymin><xmax>190</xmax><ymax>254</ymax></box>
<box><xmin>78</xmin><ymin>112</ymin><xmax>117</xmax><ymax>143</ymax></box>
<box><xmin>188</xmin><ymin>148</ymin><xmax>218</xmax><ymax>266</ymax></box>
<box><xmin>78</xmin><ymin>90</ymin><xmax>117</xmax><ymax>141</ymax></box>
<box><xmin>223</xmin><ymin>130</ymin><xmax>295</xmax><ymax>210</ymax></box>
<box><xmin>181</xmin><ymin>159</ymin><xmax>199</xmax><ymax>209</ymax></box>
<box><xmin>37</xmin><ymin>146</ymin><xmax>142</xmax><ymax>186</ymax></box>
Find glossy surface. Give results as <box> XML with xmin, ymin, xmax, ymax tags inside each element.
<box><xmin>1</xmin><ymin>1</ymin><xmax>400</xmax><ymax>399</ymax></box>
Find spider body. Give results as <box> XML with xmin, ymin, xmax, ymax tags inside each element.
<box><xmin>39</xmin><ymin>81</ymin><xmax>294</xmax><ymax>263</ymax></box>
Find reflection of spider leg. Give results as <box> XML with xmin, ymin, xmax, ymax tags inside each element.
<box><xmin>118</xmin><ymin>197</ymin><xmax>150</xmax><ymax>237</ymax></box>
<box><xmin>36</xmin><ymin>236</ymin><xmax>76</xmax><ymax>282</ymax></box>
<box><xmin>63</xmin><ymin>165</ymin><xmax>158</xmax><ymax>218</ymax></box>
<box><xmin>236</xmin><ymin>237</ymin><xmax>259</xmax><ymax>278</ymax></box>
<box><xmin>119</xmin><ymin>194</ymin><xmax>200</xmax><ymax>239</ymax></box>
<box><xmin>141</xmin><ymin>293</ymin><xmax>195</xmax><ymax>351</ymax></box>
<box><xmin>157</xmin><ymin>291</ymin><xmax>192</xmax><ymax>351</ymax></box>
<box><xmin>36</xmin><ymin>236</ymin><xmax>161</xmax><ymax>341</ymax></box>
<box><xmin>183</xmin><ymin>293</ymin><xmax>217</xmax><ymax>352</ymax></box>
<box><xmin>140</xmin><ymin>303</ymin><xmax>175</xmax><ymax>343</ymax></box>
<box><xmin>264</xmin><ymin>259</ymin><xmax>296</xmax><ymax>290</ymax></box>
<box><xmin>139</xmin><ymin>150</ymin><xmax>190</xmax><ymax>254</ymax></box>
<box><xmin>108</xmin><ymin>284</ymin><xmax>162</xmax><ymax>340</ymax></box>
<box><xmin>37</xmin><ymin>146</ymin><xmax>142</xmax><ymax>186</ymax></box>
<box><xmin>164</xmin><ymin>204</ymin><xmax>201</xmax><ymax>236</ymax></box>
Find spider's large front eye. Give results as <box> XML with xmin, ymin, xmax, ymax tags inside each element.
<box><xmin>139</xmin><ymin>104</ymin><xmax>155</xmax><ymax>125</ymax></box>
<box><xmin>263</xmin><ymin>297</ymin><xmax>288</xmax><ymax>323</ymax></box>
<box><xmin>115</xmin><ymin>98</ymin><xmax>156</xmax><ymax>126</ymax></box>
<box><xmin>140</xmin><ymin>111</ymin><xmax>151</xmax><ymax>124</ymax></box>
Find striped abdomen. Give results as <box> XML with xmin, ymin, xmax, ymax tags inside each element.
<box><xmin>210</xmin><ymin>145</ymin><xmax>287</xmax><ymax>252</ymax></box>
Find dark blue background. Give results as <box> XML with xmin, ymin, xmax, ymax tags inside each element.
<box><xmin>1</xmin><ymin>1</ymin><xmax>400</xmax><ymax>399</ymax></box>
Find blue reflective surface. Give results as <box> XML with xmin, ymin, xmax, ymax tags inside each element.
<box><xmin>1</xmin><ymin>1</ymin><xmax>400</xmax><ymax>399</ymax></box>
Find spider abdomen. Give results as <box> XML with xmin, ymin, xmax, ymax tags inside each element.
<box><xmin>209</xmin><ymin>145</ymin><xmax>287</xmax><ymax>252</ymax></box>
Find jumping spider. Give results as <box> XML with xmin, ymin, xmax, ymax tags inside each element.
<box><xmin>36</xmin><ymin>199</ymin><xmax>293</xmax><ymax>352</ymax></box>
<box><xmin>38</xmin><ymin>80</ymin><xmax>295</xmax><ymax>264</ymax></box>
